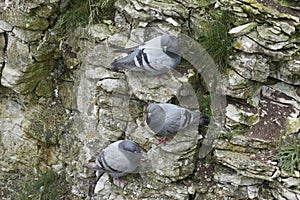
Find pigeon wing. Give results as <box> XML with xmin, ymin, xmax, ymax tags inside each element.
<box><xmin>160</xmin><ymin>105</ymin><xmax>183</xmax><ymax>134</ymax></box>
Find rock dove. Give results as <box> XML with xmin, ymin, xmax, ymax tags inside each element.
<box><xmin>111</xmin><ymin>33</ymin><xmax>181</xmax><ymax>76</ymax></box>
<box><xmin>146</xmin><ymin>103</ymin><xmax>210</xmax><ymax>144</ymax></box>
<box><xmin>84</xmin><ymin>140</ymin><xmax>142</xmax><ymax>184</ymax></box>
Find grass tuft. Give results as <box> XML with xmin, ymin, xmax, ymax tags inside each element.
<box><xmin>197</xmin><ymin>93</ymin><xmax>212</xmax><ymax>118</ymax></box>
<box><xmin>192</xmin><ymin>10</ymin><xmax>234</xmax><ymax>71</ymax></box>
<box><xmin>16</xmin><ymin>170</ymin><xmax>69</xmax><ymax>200</ymax></box>
<box><xmin>54</xmin><ymin>0</ymin><xmax>117</xmax><ymax>35</ymax></box>
<box><xmin>274</xmin><ymin>133</ymin><xmax>300</xmax><ymax>175</ymax></box>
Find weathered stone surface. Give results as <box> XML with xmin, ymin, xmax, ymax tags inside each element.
<box><xmin>272</xmin><ymin>20</ymin><xmax>296</xmax><ymax>35</ymax></box>
<box><xmin>229</xmin><ymin>53</ymin><xmax>270</xmax><ymax>82</ymax></box>
<box><xmin>226</xmin><ymin>104</ymin><xmax>259</xmax><ymax>126</ymax></box>
<box><xmin>270</xmin><ymin>59</ymin><xmax>300</xmax><ymax>85</ymax></box>
<box><xmin>0</xmin><ymin>98</ymin><xmax>39</xmax><ymax>196</ymax></box>
<box><xmin>72</xmin><ymin>0</ymin><xmax>300</xmax><ymax>198</ymax></box>
<box><xmin>3</xmin><ymin>10</ymin><xmax>50</xmax><ymax>31</ymax></box>
<box><xmin>58</xmin><ymin>81</ymin><xmax>75</xmax><ymax>108</ymax></box>
<box><xmin>75</xmin><ymin>67</ymin><xmax>109</xmax><ymax>143</ymax></box>
<box><xmin>221</xmin><ymin>0</ymin><xmax>300</xmax><ymax>23</ymax></box>
<box><xmin>269</xmin><ymin>82</ymin><xmax>300</xmax><ymax>105</ymax></box>
<box><xmin>0</xmin><ymin>33</ymin><xmax>5</xmax><ymax>68</ymax></box>
<box><xmin>281</xmin><ymin>177</ymin><xmax>300</xmax><ymax>188</ymax></box>
<box><xmin>93</xmin><ymin>172</ymin><xmax>191</xmax><ymax>200</ymax></box>
<box><xmin>214</xmin><ymin>165</ymin><xmax>264</xmax><ymax>199</ymax></box>
<box><xmin>234</xmin><ymin>34</ymin><xmax>295</xmax><ymax>59</ymax></box>
<box><xmin>114</xmin><ymin>0</ymin><xmax>187</xmax><ymax>29</ymax></box>
<box><xmin>0</xmin><ymin>99</ymin><xmax>37</xmax><ymax>171</ymax></box>
<box><xmin>261</xmin><ymin>84</ymin><xmax>300</xmax><ymax>111</ymax></box>
<box><xmin>85</xmin><ymin>24</ymin><xmax>114</xmax><ymax>41</ymax></box>
<box><xmin>97</xmin><ymin>78</ymin><xmax>129</xmax><ymax>94</ymax></box>
<box><xmin>35</xmin><ymin>79</ymin><xmax>54</xmax><ymax>98</ymax></box>
<box><xmin>128</xmin><ymin>121</ymin><xmax>199</xmax><ymax>180</ymax></box>
<box><xmin>30</xmin><ymin>42</ymin><xmax>60</xmax><ymax>61</ymax></box>
<box><xmin>224</xmin><ymin>11</ymin><xmax>299</xmax><ymax>194</ymax></box>
<box><xmin>257</xmin><ymin>25</ymin><xmax>289</xmax><ymax>42</ymax></box>
<box><xmin>224</xmin><ymin>68</ymin><xmax>261</xmax><ymax>100</ymax></box>
<box><xmin>71</xmin><ymin>28</ymin><xmax>208</xmax><ymax>199</ymax></box>
<box><xmin>0</xmin><ymin>33</ymin><xmax>57</xmax><ymax>93</ymax></box>
<box><xmin>214</xmin><ymin>149</ymin><xmax>276</xmax><ymax>181</ymax></box>
<box><xmin>215</xmin><ymin>135</ymin><xmax>274</xmax><ymax>152</ymax></box>
<box><xmin>228</xmin><ymin>22</ymin><xmax>258</xmax><ymax>37</ymax></box>
<box><xmin>248</xmin><ymin>30</ymin><xmax>290</xmax><ymax>51</ymax></box>
<box><xmin>286</xmin><ymin>117</ymin><xmax>300</xmax><ymax>134</ymax></box>
<box><xmin>12</xmin><ymin>27</ymin><xmax>43</xmax><ymax>42</ymax></box>
<box><xmin>5</xmin><ymin>35</ymin><xmax>33</xmax><ymax>64</ymax></box>
<box><xmin>1</xmin><ymin>59</ymin><xmax>55</xmax><ymax>94</ymax></box>
<box><xmin>0</xmin><ymin>20</ymin><xmax>13</xmax><ymax>32</ymax></box>
<box><xmin>214</xmin><ymin>166</ymin><xmax>264</xmax><ymax>186</ymax></box>
<box><xmin>127</xmin><ymin>71</ymin><xmax>183</xmax><ymax>102</ymax></box>
<box><xmin>270</xmin><ymin>180</ymin><xmax>300</xmax><ymax>200</ymax></box>
<box><xmin>32</xmin><ymin>2</ymin><xmax>62</xmax><ymax>19</ymax></box>
<box><xmin>1</xmin><ymin>0</ymin><xmax>300</xmax><ymax>199</ymax></box>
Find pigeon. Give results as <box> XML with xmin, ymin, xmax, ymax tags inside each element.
<box><xmin>146</xmin><ymin>103</ymin><xmax>210</xmax><ymax>144</ymax></box>
<box><xmin>84</xmin><ymin>140</ymin><xmax>142</xmax><ymax>184</ymax></box>
<box><xmin>111</xmin><ymin>33</ymin><xmax>181</xmax><ymax>76</ymax></box>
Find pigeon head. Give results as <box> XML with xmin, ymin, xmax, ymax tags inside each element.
<box><xmin>146</xmin><ymin>103</ymin><xmax>155</xmax><ymax>123</ymax></box>
<box><xmin>118</xmin><ymin>140</ymin><xmax>141</xmax><ymax>154</ymax></box>
<box><xmin>161</xmin><ymin>34</ymin><xmax>181</xmax><ymax>57</ymax></box>
<box><xmin>146</xmin><ymin>103</ymin><xmax>160</xmax><ymax>126</ymax></box>
<box><xmin>146</xmin><ymin>103</ymin><xmax>165</xmax><ymax>134</ymax></box>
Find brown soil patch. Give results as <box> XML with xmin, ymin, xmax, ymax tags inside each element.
<box><xmin>190</xmin><ymin>158</ymin><xmax>216</xmax><ymax>188</ymax></box>
<box><xmin>243</xmin><ymin>88</ymin><xmax>295</xmax><ymax>142</ymax></box>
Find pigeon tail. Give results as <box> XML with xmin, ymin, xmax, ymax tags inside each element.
<box><xmin>111</xmin><ymin>59</ymin><xmax>123</xmax><ymax>71</ymax></box>
<box><xmin>198</xmin><ymin>114</ymin><xmax>210</xmax><ymax>126</ymax></box>
<box><xmin>111</xmin><ymin>58</ymin><xmax>137</xmax><ymax>72</ymax></box>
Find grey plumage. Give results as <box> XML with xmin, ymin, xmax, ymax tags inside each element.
<box><xmin>84</xmin><ymin>140</ymin><xmax>142</xmax><ymax>181</ymax></box>
<box><xmin>146</xmin><ymin>103</ymin><xmax>210</xmax><ymax>136</ymax></box>
<box><xmin>111</xmin><ymin>33</ymin><xmax>181</xmax><ymax>76</ymax></box>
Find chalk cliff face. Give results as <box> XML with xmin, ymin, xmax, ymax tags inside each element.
<box><xmin>0</xmin><ymin>0</ymin><xmax>299</xmax><ymax>199</ymax></box>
